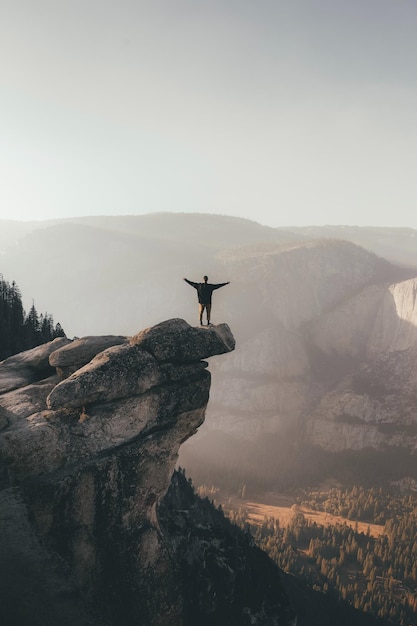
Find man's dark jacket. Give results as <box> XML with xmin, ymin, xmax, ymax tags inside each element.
<box><xmin>184</xmin><ymin>279</ymin><xmax>228</xmax><ymax>305</ymax></box>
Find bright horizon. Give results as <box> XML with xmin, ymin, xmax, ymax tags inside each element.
<box><xmin>1</xmin><ymin>1</ymin><xmax>417</xmax><ymax>229</ymax></box>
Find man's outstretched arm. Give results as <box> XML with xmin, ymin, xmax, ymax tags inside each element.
<box><xmin>183</xmin><ymin>278</ymin><xmax>199</xmax><ymax>289</ymax></box>
<box><xmin>211</xmin><ymin>281</ymin><xmax>230</xmax><ymax>290</ymax></box>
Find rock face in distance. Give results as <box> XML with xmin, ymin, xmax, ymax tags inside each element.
<box><xmin>0</xmin><ymin>319</ymin><xmax>293</xmax><ymax>626</ymax></box>
<box><xmin>199</xmin><ymin>244</ymin><xmax>417</xmax><ymax>460</ymax></box>
<box><xmin>303</xmin><ymin>277</ymin><xmax>417</xmax><ymax>452</ymax></box>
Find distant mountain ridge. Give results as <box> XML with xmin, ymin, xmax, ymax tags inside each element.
<box><xmin>3</xmin><ymin>213</ymin><xmax>417</xmax><ymax>264</ymax></box>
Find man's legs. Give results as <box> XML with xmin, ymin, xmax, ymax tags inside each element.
<box><xmin>198</xmin><ymin>304</ymin><xmax>211</xmax><ymax>325</ymax></box>
<box><xmin>199</xmin><ymin>304</ymin><xmax>205</xmax><ymax>325</ymax></box>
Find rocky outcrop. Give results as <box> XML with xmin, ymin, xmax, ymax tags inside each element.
<box><xmin>0</xmin><ymin>319</ymin><xmax>294</xmax><ymax>625</ymax></box>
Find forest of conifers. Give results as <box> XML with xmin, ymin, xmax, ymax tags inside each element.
<box><xmin>0</xmin><ymin>275</ymin><xmax>65</xmax><ymax>360</ymax></box>
<box><xmin>230</xmin><ymin>485</ymin><xmax>417</xmax><ymax>625</ymax></box>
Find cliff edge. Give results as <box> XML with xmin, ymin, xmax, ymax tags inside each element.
<box><xmin>0</xmin><ymin>319</ymin><xmax>294</xmax><ymax>626</ymax></box>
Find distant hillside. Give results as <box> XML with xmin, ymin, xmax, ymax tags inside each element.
<box><xmin>0</xmin><ymin>213</ymin><xmax>298</xmax><ymax>338</ymax></box>
<box><xmin>280</xmin><ymin>225</ymin><xmax>417</xmax><ymax>268</ymax></box>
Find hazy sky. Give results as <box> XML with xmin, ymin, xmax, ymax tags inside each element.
<box><xmin>1</xmin><ymin>0</ymin><xmax>417</xmax><ymax>228</ymax></box>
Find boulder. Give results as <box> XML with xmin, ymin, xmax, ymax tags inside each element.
<box><xmin>130</xmin><ymin>318</ymin><xmax>235</xmax><ymax>362</ymax></box>
<box><xmin>0</xmin><ymin>378</ymin><xmax>57</xmax><ymax>430</ymax></box>
<box><xmin>0</xmin><ymin>338</ymin><xmax>70</xmax><ymax>394</ymax></box>
<box><xmin>49</xmin><ymin>335</ymin><xmax>128</xmax><ymax>369</ymax></box>
<box><xmin>47</xmin><ymin>344</ymin><xmax>165</xmax><ymax>410</ymax></box>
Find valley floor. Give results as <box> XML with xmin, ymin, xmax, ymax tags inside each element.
<box><xmin>214</xmin><ymin>491</ymin><xmax>386</xmax><ymax>538</ymax></box>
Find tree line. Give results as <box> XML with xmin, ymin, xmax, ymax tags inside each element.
<box><xmin>292</xmin><ymin>484</ymin><xmax>416</xmax><ymax>526</ymax></box>
<box><xmin>0</xmin><ymin>275</ymin><xmax>65</xmax><ymax>360</ymax></box>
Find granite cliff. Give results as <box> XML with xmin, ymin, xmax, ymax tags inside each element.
<box><xmin>0</xmin><ymin>318</ymin><xmax>295</xmax><ymax>626</ymax></box>
<box><xmin>304</xmin><ymin>276</ymin><xmax>417</xmax><ymax>452</ymax></box>
<box><xmin>202</xmin><ymin>240</ymin><xmax>416</xmax><ymax>442</ymax></box>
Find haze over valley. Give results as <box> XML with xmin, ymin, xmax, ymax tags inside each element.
<box><xmin>2</xmin><ymin>213</ymin><xmax>417</xmax><ymax>489</ymax></box>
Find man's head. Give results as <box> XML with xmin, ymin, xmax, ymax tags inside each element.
<box><xmin>203</xmin><ymin>275</ymin><xmax>208</xmax><ymax>283</ymax></box>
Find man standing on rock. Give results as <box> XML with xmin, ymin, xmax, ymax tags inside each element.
<box><xmin>184</xmin><ymin>275</ymin><xmax>230</xmax><ymax>326</ymax></box>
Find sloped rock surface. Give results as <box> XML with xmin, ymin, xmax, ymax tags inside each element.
<box><xmin>47</xmin><ymin>343</ymin><xmax>166</xmax><ymax>410</ymax></box>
